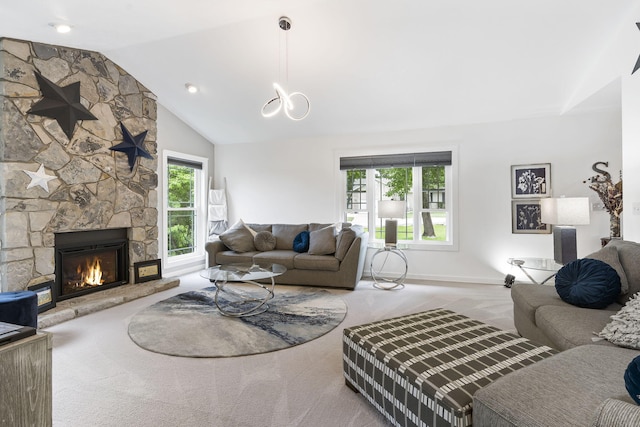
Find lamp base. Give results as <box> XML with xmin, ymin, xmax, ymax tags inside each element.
<box><xmin>553</xmin><ymin>226</ymin><xmax>577</xmax><ymax>265</ymax></box>
<box><xmin>385</xmin><ymin>219</ymin><xmax>398</xmax><ymax>247</ymax></box>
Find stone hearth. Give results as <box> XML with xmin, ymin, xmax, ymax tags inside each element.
<box><xmin>0</xmin><ymin>37</ymin><xmax>159</xmax><ymax>296</ymax></box>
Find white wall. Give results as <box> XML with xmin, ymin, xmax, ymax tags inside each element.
<box><xmin>156</xmin><ymin>104</ymin><xmax>215</xmax><ymax>276</ymax></box>
<box><xmin>215</xmin><ymin>107</ymin><xmax>621</xmax><ymax>284</ymax></box>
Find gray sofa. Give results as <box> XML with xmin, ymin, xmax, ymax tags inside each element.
<box><xmin>204</xmin><ymin>222</ymin><xmax>368</xmax><ymax>290</ymax></box>
<box><xmin>474</xmin><ymin>239</ymin><xmax>640</xmax><ymax>426</ymax></box>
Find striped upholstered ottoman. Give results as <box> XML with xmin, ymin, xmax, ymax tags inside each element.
<box><xmin>343</xmin><ymin>308</ymin><xmax>557</xmax><ymax>427</ymax></box>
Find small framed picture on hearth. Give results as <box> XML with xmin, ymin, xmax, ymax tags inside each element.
<box><xmin>134</xmin><ymin>259</ymin><xmax>162</xmax><ymax>283</ymax></box>
<box><xmin>511</xmin><ymin>163</ymin><xmax>551</xmax><ymax>199</ymax></box>
<box><xmin>511</xmin><ymin>200</ymin><xmax>551</xmax><ymax>234</ymax></box>
<box><xmin>28</xmin><ymin>281</ymin><xmax>56</xmax><ymax>313</ymax></box>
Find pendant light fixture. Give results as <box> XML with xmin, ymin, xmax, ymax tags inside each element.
<box><xmin>261</xmin><ymin>16</ymin><xmax>310</xmax><ymax>121</ymax></box>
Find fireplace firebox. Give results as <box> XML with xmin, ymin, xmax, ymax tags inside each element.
<box><xmin>55</xmin><ymin>229</ymin><xmax>129</xmax><ymax>301</ymax></box>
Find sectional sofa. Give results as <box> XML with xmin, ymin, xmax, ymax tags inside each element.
<box><xmin>204</xmin><ymin>221</ymin><xmax>368</xmax><ymax>289</ymax></box>
<box><xmin>473</xmin><ymin>239</ymin><xmax>640</xmax><ymax>426</ymax></box>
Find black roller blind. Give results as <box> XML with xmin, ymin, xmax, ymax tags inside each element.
<box><xmin>340</xmin><ymin>151</ymin><xmax>451</xmax><ymax>170</ymax></box>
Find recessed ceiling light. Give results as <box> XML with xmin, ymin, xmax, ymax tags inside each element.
<box><xmin>50</xmin><ymin>23</ymin><xmax>72</xmax><ymax>34</ymax></box>
<box><xmin>185</xmin><ymin>83</ymin><xmax>198</xmax><ymax>94</ymax></box>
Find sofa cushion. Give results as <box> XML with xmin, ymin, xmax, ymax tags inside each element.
<box><xmin>535</xmin><ymin>304</ymin><xmax>620</xmax><ymax>350</ymax></box>
<box><xmin>555</xmin><ymin>258</ymin><xmax>621</xmax><ymax>309</ymax></box>
<box><xmin>599</xmin><ymin>292</ymin><xmax>640</xmax><ymax>350</ymax></box>
<box><xmin>625</xmin><ymin>356</ymin><xmax>640</xmax><ymax>405</ymax></box>
<box><xmin>607</xmin><ymin>240</ymin><xmax>640</xmax><ymax>304</ymax></box>
<box><xmin>511</xmin><ymin>283</ymin><xmax>572</xmax><ymax>327</ymax></box>
<box><xmin>215</xmin><ymin>250</ymin><xmax>258</xmax><ymax>265</ymax></box>
<box><xmin>335</xmin><ymin>227</ymin><xmax>357</xmax><ymax>261</ymax></box>
<box><xmin>309</xmin><ymin>226</ymin><xmax>336</xmax><ymax>255</ymax></box>
<box><xmin>219</xmin><ymin>219</ymin><xmax>256</xmax><ymax>252</ymax></box>
<box><xmin>586</xmin><ymin>245</ymin><xmax>629</xmax><ymax>296</ymax></box>
<box><xmin>309</xmin><ymin>223</ymin><xmax>333</xmax><ymax>232</ymax></box>
<box><xmin>293</xmin><ymin>231</ymin><xmax>310</xmax><ymax>253</ymax></box>
<box><xmin>254</xmin><ymin>231</ymin><xmax>276</xmax><ymax>251</ymax></box>
<box><xmin>253</xmin><ymin>250</ymin><xmax>296</xmax><ymax>269</ymax></box>
<box><xmin>246</xmin><ymin>223</ymin><xmax>272</xmax><ymax>233</ymax></box>
<box><xmin>272</xmin><ymin>224</ymin><xmax>308</xmax><ymax>250</ymax></box>
<box><xmin>472</xmin><ymin>345</ymin><xmax>640</xmax><ymax>427</ymax></box>
<box><xmin>293</xmin><ymin>253</ymin><xmax>340</xmax><ymax>271</ymax></box>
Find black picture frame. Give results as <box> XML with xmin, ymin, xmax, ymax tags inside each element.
<box><xmin>28</xmin><ymin>281</ymin><xmax>56</xmax><ymax>313</ymax></box>
<box><xmin>134</xmin><ymin>259</ymin><xmax>162</xmax><ymax>283</ymax></box>
<box><xmin>511</xmin><ymin>163</ymin><xmax>551</xmax><ymax>199</ymax></box>
<box><xmin>511</xmin><ymin>200</ymin><xmax>551</xmax><ymax>234</ymax></box>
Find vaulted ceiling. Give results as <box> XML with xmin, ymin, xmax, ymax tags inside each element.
<box><xmin>1</xmin><ymin>0</ymin><xmax>638</xmax><ymax>144</ymax></box>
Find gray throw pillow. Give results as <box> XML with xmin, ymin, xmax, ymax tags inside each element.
<box><xmin>335</xmin><ymin>228</ymin><xmax>356</xmax><ymax>261</ymax></box>
<box><xmin>219</xmin><ymin>219</ymin><xmax>256</xmax><ymax>252</ymax></box>
<box><xmin>308</xmin><ymin>226</ymin><xmax>336</xmax><ymax>255</ymax></box>
<box><xmin>254</xmin><ymin>231</ymin><xmax>276</xmax><ymax>251</ymax></box>
<box><xmin>586</xmin><ymin>245</ymin><xmax>629</xmax><ymax>295</ymax></box>
<box><xmin>599</xmin><ymin>292</ymin><xmax>640</xmax><ymax>349</ymax></box>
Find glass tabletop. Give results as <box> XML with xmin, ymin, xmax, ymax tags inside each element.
<box><xmin>507</xmin><ymin>257</ymin><xmax>563</xmax><ymax>272</ymax></box>
<box><xmin>200</xmin><ymin>263</ymin><xmax>286</xmax><ymax>282</ymax></box>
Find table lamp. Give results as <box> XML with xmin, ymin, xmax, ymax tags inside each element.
<box><xmin>540</xmin><ymin>197</ymin><xmax>590</xmax><ymax>265</ymax></box>
<box><xmin>378</xmin><ymin>200</ymin><xmax>406</xmax><ymax>247</ymax></box>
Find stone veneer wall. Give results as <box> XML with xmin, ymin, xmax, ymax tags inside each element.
<box><xmin>0</xmin><ymin>38</ymin><xmax>158</xmax><ymax>292</ymax></box>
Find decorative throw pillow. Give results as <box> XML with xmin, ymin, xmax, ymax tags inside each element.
<box><xmin>254</xmin><ymin>231</ymin><xmax>276</xmax><ymax>251</ymax></box>
<box><xmin>335</xmin><ymin>228</ymin><xmax>357</xmax><ymax>261</ymax></box>
<box><xmin>293</xmin><ymin>231</ymin><xmax>310</xmax><ymax>253</ymax></box>
<box><xmin>625</xmin><ymin>355</ymin><xmax>640</xmax><ymax>405</ymax></box>
<box><xmin>219</xmin><ymin>219</ymin><xmax>256</xmax><ymax>252</ymax></box>
<box><xmin>585</xmin><ymin>245</ymin><xmax>629</xmax><ymax>295</ymax></box>
<box><xmin>599</xmin><ymin>292</ymin><xmax>640</xmax><ymax>349</ymax></box>
<box><xmin>308</xmin><ymin>226</ymin><xmax>336</xmax><ymax>255</ymax></box>
<box><xmin>555</xmin><ymin>258</ymin><xmax>621</xmax><ymax>309</ymax></box>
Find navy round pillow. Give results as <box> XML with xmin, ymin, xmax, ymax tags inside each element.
<box><xmin>625</xmin><ymin>355</ymin><xmax>640</xmax><ymax>405</ymax></box>
<box><xmin>293</xmin><ymin>231</ymin><xmax>310</xmax><ymax>253</ymax></box>
<box><xmin>555</xmin><ymin>258</ymin><xmax>621</xmax><ymax>309</ymax></box>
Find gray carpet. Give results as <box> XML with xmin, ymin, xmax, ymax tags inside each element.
<box><xmin>128</xmin><ymin>285</ymin><xmax>347</xmax><ymax>357</ymax></box>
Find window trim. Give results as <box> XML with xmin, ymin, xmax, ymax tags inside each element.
<box><xmin>337</xmin><ymin>146</ymin><xmax>458</xmax><ymax>252</ymax></box>
<box><xmin>162</xmin><ymin>150</ymin><xmax>209</xmax><ymax>266</ymax></box>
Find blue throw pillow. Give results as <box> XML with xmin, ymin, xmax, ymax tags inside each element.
<box><xmin>625</xmin><ymin>355</ymin><xmax>640</xmax><ymax>405</ymax></box>
<box><xmin>555</xmin><ymin>258</ymin><xmax>621</xmax><ymax>309</ymax></box>
<box><xmin>293</xmin><ymin>231</ymin><xmax>310</xmax><ymax>253</ymax></box>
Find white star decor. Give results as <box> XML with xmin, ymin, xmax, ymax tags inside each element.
<box><xmin>23</xmin><ymin>164</ymin><xmax>56</xmax><ymax>192</ymax></box>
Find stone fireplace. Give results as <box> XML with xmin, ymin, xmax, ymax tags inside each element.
<box><xmin>0</xmin><ymin>38</ymin><xmax>159</xmax><ymax>298</ymax></box>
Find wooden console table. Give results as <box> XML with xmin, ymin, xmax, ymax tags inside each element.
<box><xmin>0</xmin><ymin>333</ymin><xmax>52</xmax><ymax>426</ymax></box>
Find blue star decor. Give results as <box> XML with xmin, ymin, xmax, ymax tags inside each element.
<box><xmin>27</xmin><ymin>71</ymin><xmax>97</xmax><ymax>139</ymax></box>
<box><xmin>633</xmin><ymin>23</ymin><xmax>640</xmax><ymax>75</ymax></box>
<box><xmin>110</xmin><ymin>122</ymin><xmax>153</xmax><ymax>171</ymax></box>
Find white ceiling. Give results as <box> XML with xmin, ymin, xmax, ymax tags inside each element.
<box><xmin>0</xmin><ymin>0</ymin><xmax>637</xmax><ymax>145</ymax></box>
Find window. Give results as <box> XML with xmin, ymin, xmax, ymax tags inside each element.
<box><xmin>341</xmin><ymin>151</ymin><xmax>454</xmax><ymax>248</ymax></box>
<box><xmin>163</xmin><ymin>152</ymin><xmax>208</xmax><ymax>262</ymax></box>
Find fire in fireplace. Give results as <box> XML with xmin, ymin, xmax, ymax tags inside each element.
<box><xmin>55</xmin><ymin>229</ymin><xmax>129</xmax><ymax>301</ymax></box>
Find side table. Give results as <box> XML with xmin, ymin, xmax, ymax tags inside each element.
<box><xmin>504</xmin><ymin>257</ymin><xmax>563</xmax><ymax>287</ymax></box>
<box><xmin>370</xmin><ymin>246</ymin><xmax>408</xmax><ymax>290</ymax></box>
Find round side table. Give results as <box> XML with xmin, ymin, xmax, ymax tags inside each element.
<box><xmin>371</xmin><ymin>246</ymin><xmax>408</xmax><ymax>290</ymax></box>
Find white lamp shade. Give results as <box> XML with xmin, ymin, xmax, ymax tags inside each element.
<box><xmin>541</xmin><ymin>197</ymin><xmax>590</xmax><ymax>225</ymax></box>
<box><xmin>378</xmin><ymin>200</ymin><xmax>405</xmax><ymax>219</ymax></box>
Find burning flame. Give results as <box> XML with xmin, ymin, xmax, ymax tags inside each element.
<box><xmin>78</xmin><ymin>257</ymin><xmax>104</xmax><ymax>286</ymax></box>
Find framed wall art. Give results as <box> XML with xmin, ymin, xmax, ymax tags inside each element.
<box><xmin>28</xmin><ymin>281</ymin><xmax>56</xmax><ymax>313</ymax></box>
<box><xmin>511</xmin><ymin>163</ymin><xmax>551</xmax><ymax>198</ymax></box>
<box><xmin>134</xmin><ymin>259</ymin><xmax>162</xmax><ymax>283</ymax></box>
<box><xmin>512</xmin><ymin>200</ymin><xmax>551</xmax><ymax>234</ymax></box>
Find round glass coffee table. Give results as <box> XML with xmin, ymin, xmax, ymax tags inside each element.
<box><xmin>200</xmin><ymin>263</ymin><xmax>286</xmax><ymax>317</ymax></box>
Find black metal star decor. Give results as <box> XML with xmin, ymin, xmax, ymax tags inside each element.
<box><xmin>27</xmin><ymin>72</ymin><xmax>97</xmax><ymax>139</ymax></box>
<box><xmin>633</xmin><ymin>23</ymin><xmax>640</xmax><ymax>75</ymax></box>
<box><xmin>110</xmin><ymin>122</ymin><xmax>153</xmax><ymax>171</ymax></box>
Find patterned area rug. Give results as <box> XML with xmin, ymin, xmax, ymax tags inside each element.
<box><xmin>128</xmin><ymin>285</ymin><xmax>347</xmax><ymax>358</ymax></box>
